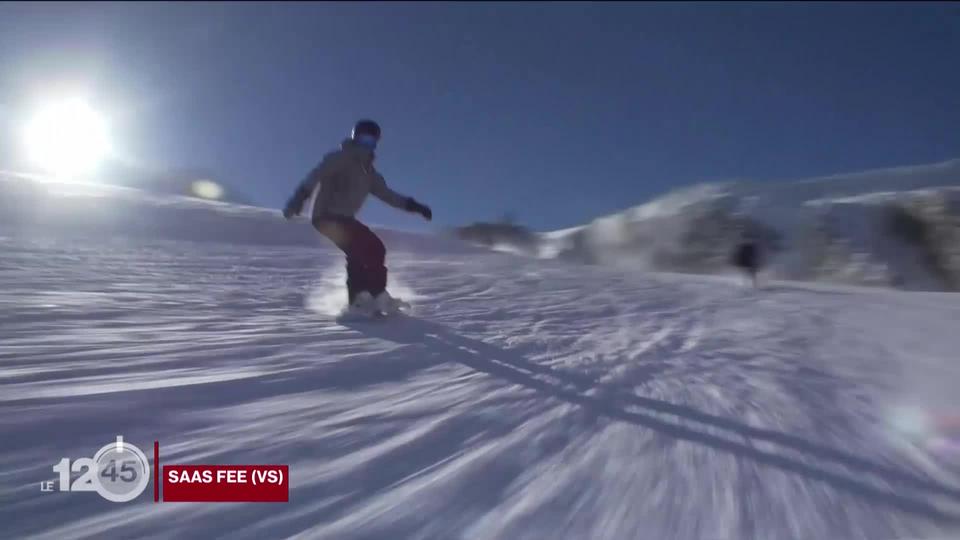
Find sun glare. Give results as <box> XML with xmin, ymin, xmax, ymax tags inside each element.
<box><xmin>24</xmin><ymin>99</ymin><xmax>110</xmax><ymax>179</ymax></box>
<box><xmin>191</xmin><ymin>179</ymin><xmax>225</xmax><ymax>200</ymax></box>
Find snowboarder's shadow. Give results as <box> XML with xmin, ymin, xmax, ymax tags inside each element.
<box><xmin>345</xmin><ymin>315</ymin><xmax>960</xmax><ymax>523</ymax></box>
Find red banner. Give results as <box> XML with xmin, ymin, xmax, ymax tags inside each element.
<box><xmin>162</xmin><ymin>465</ymin><xmax>288</xmax><ymax>502</ymax></box>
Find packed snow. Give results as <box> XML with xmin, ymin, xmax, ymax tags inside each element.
<box><xmin>2</xmin><ymin>175</ymin><xmax>960</xmax><ymax>539</ymax></box>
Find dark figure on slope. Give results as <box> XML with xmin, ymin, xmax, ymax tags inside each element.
<box><xmin>732</xmin><ymin>239</ymin><xmax>762</xmax><ymax>288</ymax></box>
<box><xmin>283</xmin><ymin>120</ymin><xmax>432</xmax><ymax>313</ymax></box>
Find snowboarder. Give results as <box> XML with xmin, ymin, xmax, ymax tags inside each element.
<box><xmin>283</xmin><ymin>119</ymin><xmax>432</xmax><ymax>314</ymax></box>
<box><xmin>731</xmin><ymin>238</ymin><xmax>762</xmax><ymax>288</ymax></box>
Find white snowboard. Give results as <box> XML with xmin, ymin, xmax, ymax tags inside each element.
<box><xmin>336</xmin><ymin>297</ymin><xmax>411</xmax><ymax>322</ymax></box>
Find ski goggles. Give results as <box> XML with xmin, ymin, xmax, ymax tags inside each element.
<box><xmin>355</xmin><ymin>133</ymin><xmax>378</xmax><ymax>150</ymax></box>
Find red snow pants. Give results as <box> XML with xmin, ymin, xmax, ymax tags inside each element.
<box><xmin>312</xmin><ymin>216</ymin><xmax>387</xmax><ymax>304</ymax></box>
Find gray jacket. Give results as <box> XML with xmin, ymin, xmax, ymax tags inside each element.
<box><xmin>287</xmin><ymin>139</ymin><xmax>409</xmax><ymax>221</ymax></box>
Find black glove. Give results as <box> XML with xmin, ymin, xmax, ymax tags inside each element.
<box><xmin>406</xmin><ymin>198</ymin><xmax>432</xmax><ymax>221</ymax></box>
<box><xmin>283</xmin><ymin>191</ymin><xmax>306</xmax><ymax>220</ymax></box>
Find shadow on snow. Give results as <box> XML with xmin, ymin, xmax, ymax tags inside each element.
<box><xmin>344</xmin><ymin>314</ymin><xmax>960</xmax><ymax>524</ymax></box>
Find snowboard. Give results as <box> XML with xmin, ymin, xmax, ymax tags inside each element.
<box><xmin>336</xmin><ymin>297</ymin><xmax>411</xmax><ymax>322</ymax></box>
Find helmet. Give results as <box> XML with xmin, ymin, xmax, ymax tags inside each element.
<box><xmin>352</xmin><ymin>119</ymin><xmax>381</xmax><ymax>141</ymax></box>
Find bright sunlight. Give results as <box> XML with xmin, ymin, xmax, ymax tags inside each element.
<box><xmin>23</xmin><ymin>99</ymin><xmax>110</xmax><ymax>179</ymax></box>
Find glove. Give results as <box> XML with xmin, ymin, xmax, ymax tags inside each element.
<box><xmin>406</xmin><ymin>198</ymin><xmax>432</xmax><ymax>221</ymax></box>
<box><xmin>283</xmin><ymin>192</ymin><xmax>304</xmax><ymax>220</ymax></box>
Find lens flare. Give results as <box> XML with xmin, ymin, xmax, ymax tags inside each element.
<box><xmin>889</xmin><ymin>405</ymin><xmax>960</xmax><ymax>460</ymax></box>
<box><xmin>191</xmin><ymin>180</ymin><xmax>225</xmax><ymax>200</ymax></box>
<box><xmin>890</xmin><ymin>405</ymin><xmax>931</xmax><ymax>440</ymax></box>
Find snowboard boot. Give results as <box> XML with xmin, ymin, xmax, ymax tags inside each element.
<box><xmin>345</xmin><ymin>291</ymin><xmax>376</xmax><ymax>317</ymax></box>
<box><xmin>374</xmin><ymin>291</ymin><xmax>409</xmax><ymax>315</ymax></box>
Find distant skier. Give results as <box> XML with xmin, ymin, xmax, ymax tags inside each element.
<box><xmin>731</xmin><ymin>238</ymin><xmax>762</xmax><ymax>288</ymax></box>
<box><xmin>283</xmin><ymin>120</ymin><xmax>432</xmax><ymax>314</ymax></box>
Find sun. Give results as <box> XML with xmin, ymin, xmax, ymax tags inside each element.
<box><xmin>23</xmin><ymin>99</ymin><xmax>111</xmax><ymax>179</ymax></box>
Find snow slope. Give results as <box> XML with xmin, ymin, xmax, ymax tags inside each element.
<box><xmin>3</xmin><ymin>176</ymin><xmax>960</xmax><ymax>540</ymax></box>
<box><xmin>538</xmin><ymin>160</ymin><xmax>960</xmax><ymax>291</ymax></box>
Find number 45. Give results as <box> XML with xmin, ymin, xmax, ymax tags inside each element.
<box><xmin>52</xmin><ymin>458</ymin><xmax>138</xmax><ymax>491</ymax></box>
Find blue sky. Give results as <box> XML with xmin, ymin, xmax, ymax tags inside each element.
<box><xmin>1</xmin><ymin>2</ymin><xmax>958</xmax><ymax>231</ymax></box>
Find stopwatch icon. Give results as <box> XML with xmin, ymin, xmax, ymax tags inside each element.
<box><xmin>90</xmin><ymin>436</ymin><xmax>151</xmax><ymax>502</ymax></box>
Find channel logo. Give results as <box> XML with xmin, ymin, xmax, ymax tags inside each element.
<box><xmin>41</xmin><ymin>436</ymin><xmax>288</xmax><ymax>503</ymax></box>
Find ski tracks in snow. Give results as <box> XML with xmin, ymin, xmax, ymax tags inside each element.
<box><xmin>2</xmin><ymin>236</ymin><xmax>960</xmax><ymax>539</ymax></box>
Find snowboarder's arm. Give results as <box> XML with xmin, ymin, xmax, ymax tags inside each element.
<box><xmin>284</xmin><ymin>152</ymin><xmax>342</xmax><ymax>218</ymax></box>
<box><xmin>370</xmin><ymin>174</ymin><xmax>432</xmax><ymax>221</ymax></box>
<box><xmin>370</xmin><ymin>173</ymin><xmax>410</xmax><ymax>210</ymax></box>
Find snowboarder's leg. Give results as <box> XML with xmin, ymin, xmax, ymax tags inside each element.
<box><xmin>349</xmin><ymin>220</ymin><xmax>388</xmax><ymax>297</ymax></box>
<box><xmin>345</xmin><ymin>260</ymin><xmax>367</xmax><ymax>305</ymax></box>
<box><xmin>313</xmin><ymin>217</ymin><xmax>370</xmax><ymax>305</ymax></box>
